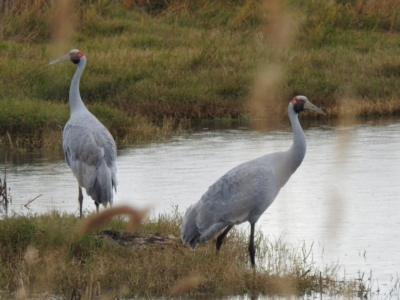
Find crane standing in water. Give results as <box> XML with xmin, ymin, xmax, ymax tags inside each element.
<box><xmin>181</xmin><ymin>96</ymin><xmax>325</xmax><ymax>267</ymax></box>
<box><xmin>49</xmin><ymin>49</ymin><xmax>117</xmax><ymax>218</ymax></box>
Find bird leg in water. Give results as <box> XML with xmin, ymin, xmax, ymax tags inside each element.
<box><xmin>95</xmin><ymin>202</ymin><xmax>99</xmax><ymax>214</ymax></box>
<box><xmin>216</xmin><ymin>225</ymin><xmax>234</xmax><ymax>252</ymax></box>
<box><xmin>249</xmin><ymin>223</ymin><xmax>256</xmax><ymax>267</ymax></box>
<box><xmin>78</xmin><ymin>187</ymin><xmax>83</xmax><ymax>219</ymax></box>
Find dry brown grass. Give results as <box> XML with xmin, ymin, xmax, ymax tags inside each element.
<box><xmin>78</xmin><ymin>205</ymin><xmax>149</xmax><ymax>233</ymax></box>
<box><xmin>0</xmin><ymin>209</ymin><xmax>368</xmax><ymax>299</ymax></box>
<box><xmin>169</xmin><ymin>273</ymin><xmax>202</xmax><ymax>296</ymax></box>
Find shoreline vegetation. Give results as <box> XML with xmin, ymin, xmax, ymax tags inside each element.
<box><xmin>0</xmin><ymin>0</ymin><xmax>400</xmax><ymax>148</ymax></box>
<box><xmin>0</xmin><ymin>209</ymin><xmax>369</xmax><ymax>299</ymax></box>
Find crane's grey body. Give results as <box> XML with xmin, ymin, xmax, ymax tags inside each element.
<box><xmin>63</xmin><ymin>110</ymin><xmax>117</xmax><ymax>208</ymax></box>
<box><xmin>50</xmin><ymin>49</ymin><xmax>117</xmax><ymax>217</ymax></box>
<box><xmin>181</xmin><ymin>96</ymin><xmax>324</xmax><ymax>266</ymax></box>
<box><xmin>182</xmin><ymin>149</ymin><xmax>300</xmax><ymax>249</ymax></box>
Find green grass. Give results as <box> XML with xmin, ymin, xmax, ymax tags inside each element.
<box><xmin>1</xmin><ymin>0</ymin><xmax>400</xmax><ymax>148</ymax></box>
<box><xmin>0</xmin><ymin>96</ymin><xmax>179</xmax><ymax>149</ymax></box>
<box><xmin>0</xmin><ymin>210</ymin><xmax>366</xmax><ymax>298</ymax></box>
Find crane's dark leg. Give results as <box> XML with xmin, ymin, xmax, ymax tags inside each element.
<box><xmin>95</xmin><ymin>202</ymin><xmax>100</xmax><ymax>214</ymax></box>
<box><xmin>216</xmin><ymin>225</ymin><xmax>234</xmax><ymax>252</ymax></box>
<box><xmin>78</xmin><ymin>187</ymin><xmax>83</xmax><ymax>219</ymax></box>
<box><xmin>249</xmin><ymin>223</ymin><xmax>256</xmax><ymax>267</ymax></box>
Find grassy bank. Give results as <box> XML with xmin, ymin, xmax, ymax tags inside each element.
<box><xmin>1</xmin><ymin>0</ymin><xmax>400</xmax><ymax>148</ymax></box>
<box><xmin>0</xmin><ymin>209</ymin><xmax>366</xmax><ymax>299</ymax></box>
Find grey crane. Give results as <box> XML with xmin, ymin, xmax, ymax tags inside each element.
<box><xmin>181</xmin><ymin>96</ymin><xmax>325</xmax><ymax>267</ymax></box>
<box><xmin>49</xmin><ymin>49</ymin><xmax>117</xmax><ymax>218</ymax></box>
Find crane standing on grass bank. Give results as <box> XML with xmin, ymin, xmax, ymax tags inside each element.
<box><xmin>49</xmin><ymin>49</ymin><xmax>117</xmax><ymax>218</ymax></box>
<box><xmin>181</xmin><ymin>95</ymin><xmax>325</xmax><ymax>267</ymax></box>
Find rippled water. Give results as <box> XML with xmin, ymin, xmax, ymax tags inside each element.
<box><xmin>1</xmin><ymin>117</ymin><xmax>400</xmax><ymax>298</ymax></box>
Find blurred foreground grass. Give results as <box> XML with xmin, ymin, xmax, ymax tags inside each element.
<box><xmin>0</xmin><ymin>209</ymin><xmax>366</xmax><ymax>298</ymax></box>
<box><xmin>1</xmin><ymin>0</ymin><xmax>400</xmax><ymax>148</ymax></box>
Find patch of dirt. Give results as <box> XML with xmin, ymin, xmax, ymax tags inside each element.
<box><xmin>95</xmin><ymin>230</ymin><xmax>179</xmax><ymax>247</ymax></box>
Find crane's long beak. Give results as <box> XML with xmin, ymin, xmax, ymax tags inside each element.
<box><xmin>304</xmin><ymin>101</ymin><xmax>325</xmax><ymax>115</ymax></box>
<box><xmin>49</xmin><ymin>53</ymin><xmax>70</xmax><ymax>65</ymax></box>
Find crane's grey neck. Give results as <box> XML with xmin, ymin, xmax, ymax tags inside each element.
<box><xmin>287</xmin><ymin>102</ymin><xmax>306</xmax><ymax>172</ymax></box>
<box><xmin>69</xmin><ymin>56</ymin><xmax>88</xmax><ymax>115</ymax></box>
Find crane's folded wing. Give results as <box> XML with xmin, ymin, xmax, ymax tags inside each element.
<box><xmin>195</xmin><ymin>158</ymin><xmax>276</xmax><ymax>234</ymax></box>
<box><xmin>63</xmin><ymin>122</ymin><xmax>117</xmax><ymax>193</ymax></box>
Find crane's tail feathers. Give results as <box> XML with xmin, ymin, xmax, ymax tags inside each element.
<box><xmin>181</xmin><ymin>237</ymin><xmax>199</xmax><ymax>251</ymax></box>
<box><xmin>87</xmin><ymin>159</ymin><xmax>114</xmax><ymax>208</ymax></box>
<box><xmin>182</xmin><ymin>203</ymin><xmax>230</xmax><ymax>251</ymax></box>
<box><xmin>181</xmin><ymin>204</ymin><xmax>202</xmax><ymax>250</ymax></box>
<box><xmin>112</xmin><ymin>173</ymin><xmax>118</xmax><ymax>193</ymax></box>
<box><xmin>189</xmin><ymin>239</ymin><xmax>199</xmax><ymax>251</ymax></box>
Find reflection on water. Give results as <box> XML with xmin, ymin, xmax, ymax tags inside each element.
<box><xmin>1</xmin><ymin>116</ymin><xmax>400</xmax><ymax>298</ymax></box>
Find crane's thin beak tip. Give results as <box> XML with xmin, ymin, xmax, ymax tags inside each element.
<box><xmin>309</xmin><ymin>106</ymin><xmax>325</xmax><ymax>116</ymax></box>
<box><xmin>48</xmin><ymin>54</ymin><xmax>70</xmax><ymax>66</ymax></box>
<box><xmin>312</xmin><ymin>104</ymin><xmax>325</xmax><ymax>115</ymax></box>
<box><xmin>49</xmin><ymin>59</ymin><xmax>63</xmax><ymax>65</ymax></box>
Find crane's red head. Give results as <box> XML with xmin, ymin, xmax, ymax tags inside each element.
<box><xmin>291</xmin><ymin>95</ymin><xmax>325</xmax><ymax>115</ymax></box>
<box><xmin>69</xmin><ymin>49</ymin><xmax>85</xmax><ymax>64</ymax></box>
